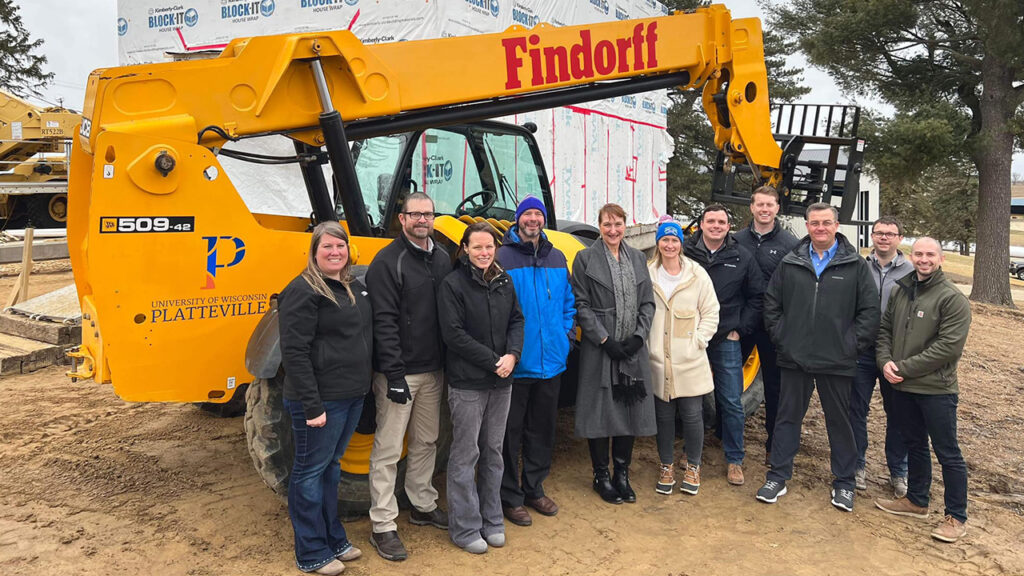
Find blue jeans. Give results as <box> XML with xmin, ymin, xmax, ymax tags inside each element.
<box><xmin>707</xmin><ymin>339</ymin><xmax>744</xmax><ymax>465</ymax></box>
<box><xmin>849</xmin><ymin>354</ymin><xmax>908</xmax><ymax>477</ymax></box>
<box><xmin>891</xmin><ymin>390</ymin><xmax>968</xmax><ymax>523</ymax></box>
<box><xmin>285</xmin><ymin>397</ymin><xmax>363</xmax><ymax>572</ymax></box>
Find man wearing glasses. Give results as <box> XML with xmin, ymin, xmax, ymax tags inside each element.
<box><xmin>756</xmin><ymin>203</ymin><xmax>879</xmax><ymax>513</ymax></box>
<box><xmin>849</xmin><ymin>217</ymin><xmax>912</xmax><ymax>497</ymax></box>
<box><xmin>366</xmin><ymin>192</ymin><xmax>453</xmax><ymax>561</ymax></box>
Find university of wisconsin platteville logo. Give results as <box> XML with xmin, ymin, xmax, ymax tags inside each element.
<box><xmin>203</xmin><ymin>236</ymin><xmax>246</xmax><ymax>289</ymax></box>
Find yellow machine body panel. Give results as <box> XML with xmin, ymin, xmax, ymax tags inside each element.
<box><xmin>68</xmin><ymin>4</ymin><xmax>782</xmax><ymax>403</ymax></box>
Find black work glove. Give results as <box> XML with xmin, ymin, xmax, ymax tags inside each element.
<box><xmin>386</xmin><ymin>378</ymin><xmax>413</xmax><ymax>404</ymax></box>
<box><xmin>622</xmin><ymin>335</ymin><xmax>643</xmax><ymax>357</ymax></box>
<box><xmin>601</xmin><ymin>338</ymin><xmax>628</xmax><ymax>360</ymax></box>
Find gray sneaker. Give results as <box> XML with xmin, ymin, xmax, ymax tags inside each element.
<box><xmin>461</xmin><ymin>538</ymin><xmax>488</xmax><ymax>554</ymax></box>
<box><xmin>891</xmin><ymin>476</ymin><xmax>908</xmax><ymax>499</ymax></box>
<box><xmin>855</xmin><ymin>468</ymin><xmax>867</xmax><ymax>491</ymax></box>
<box><xmin>756</xmin><ymin>480</ymin><xmax>787</xmax><ymax>503</ymax></box>
<box><xmin>831</xmin><ymin>488</ymin><xmax>855</xmax><ymax>512</ymax></box>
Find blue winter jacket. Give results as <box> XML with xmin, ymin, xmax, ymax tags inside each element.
<box><xmin>497</xmin><ymin>226</ymin><xmax>576</xmax><ymax>379</ymax></box>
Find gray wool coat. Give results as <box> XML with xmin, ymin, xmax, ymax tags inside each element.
<box><xmin>570</xmin><ymin>241</ymin><xmax>657</xmax><ymax>439</ymax></box>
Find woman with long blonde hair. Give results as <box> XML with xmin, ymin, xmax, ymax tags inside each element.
<box><xmin>278</xmin><ymin>221</ymin><xmax>372</xmax><ymax>575</ymax></box>
<box><xmin>647</xmin><ymin>220</ymin><xmax>719</xmax><ymax>496</ymax></box>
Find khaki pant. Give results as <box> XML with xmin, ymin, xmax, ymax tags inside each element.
<box><xmin>368</xmin><ymin>370</ymin><xmax>443</xmax><ymax>533</ymax></box>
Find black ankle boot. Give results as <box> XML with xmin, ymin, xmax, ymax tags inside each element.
<box><xmin>612</xmin><ymin>466</ymin><xmax>637</xmax><ymax>503</ymax></box>
<box><xmin>593</xmin><ymin>468</ymin><xmax>623</xmax><ymax>504</ymax></box>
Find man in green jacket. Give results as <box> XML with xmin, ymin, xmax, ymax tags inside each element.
<box><xmin>874</xmin><ymin>237</ymin><xmax>972</xmax><ymax>544</ymax></box>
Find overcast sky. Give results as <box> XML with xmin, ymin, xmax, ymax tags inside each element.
<box><xmin>13</xmin><ymin>0</ymin><xmax>1023</xmax><ymax>174</ymax></box>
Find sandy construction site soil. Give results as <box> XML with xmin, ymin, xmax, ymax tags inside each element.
<box><xmin>0</xmin><ymin>272</ymin><xmax>1022</xmax><ymax>576</ymax></box>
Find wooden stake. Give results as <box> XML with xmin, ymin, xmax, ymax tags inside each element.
<box><xmin>5</xmin><ymin>227</ymin><xmax>34</xmax><ymax>309</ymax></box>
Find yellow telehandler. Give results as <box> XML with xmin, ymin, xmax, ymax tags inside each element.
<box><xmin>66</xmin><ymin>4</ymin><xmax>863</xmax><ymax>513</ymax></box>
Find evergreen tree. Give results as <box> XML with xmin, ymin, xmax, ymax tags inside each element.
<box><xmin>862</xmin><ymin>103</ymin><xmax>978</xmax><ymax>255</ymax></box>
<box><xmin>0</xmin><ymin>0</ymin><xmax>52</xmax><ymax>98</ymax></box>
<box><xmin>767</xmin><ymin>0</ymin><xmax>1023</xmax><ymax>306</ymax></box>
<box><xmin>662</xmin><ymin>0</ymin><xmax>809</xmax><ymax>221</ymax></box>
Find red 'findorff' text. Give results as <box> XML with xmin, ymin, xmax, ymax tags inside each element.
<box><xmin>503</xmin><ymin>22</ymin><xmax>659</xmax><ymax>90</ymax></box>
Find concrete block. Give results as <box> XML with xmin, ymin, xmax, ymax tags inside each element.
<box><xmin>0</xmin><ymin>239</ymin><xmax>69</xmax><ymax>264</ymax></box>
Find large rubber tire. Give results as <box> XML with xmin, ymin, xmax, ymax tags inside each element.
<box><xmin>244</xmin><ymin>372</ymin><xmax>292</xmax><ymax>498</ymax></box>
<box><xmin>243</xmin><ymin>370</ymin><xmax>437</xmax><ymax>520</ymax></box>
<box><xmin>196</xmin><ymin>383</ymin><xmax>249</xmax><ymax>418</ymax></box>
<box><xmin>25</xmin><ymin>193</ymin><xmax>68</xmax><ymax>228</ymax></box>
<box><xmin>701</xmin><ymin>368</ymin><xmax>766</xmax><ymax>425</ymax></box>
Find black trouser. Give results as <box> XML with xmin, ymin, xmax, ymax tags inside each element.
<box><xmin>891</xmin><ymin>389</ymin><xmax>968</xmax><ymax>523</ymax></box>
<box><xmin>588</xmin><ymin>436</ymin><xmax>634</xmax><ymax>472</ymax></box>
<box><xmin>767</xmin><ymin>369</ymin><xmax>857</xmax><ymax>491</ymax></box>
<box><xmin>654</xmin><ymin>396</ymin><xmax>703</xmax><ymax>466</ymax></box>
<box><xmin>742</xmin><ymin>328</ymin><xmax>782</xmax><ymax>452</ymax></box>
<box><xmin>500</xmin><ymin>376</ymin><xmax>561</xmax><ymax>507</ymax></box>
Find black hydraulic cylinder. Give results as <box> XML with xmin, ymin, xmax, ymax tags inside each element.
<box><xmin>293</xmin><ymin>140</ymin><xmax>336</xmax><ymax>225</ymax></box>
<box><xmin>318</xmin><ymin>110</ymin><xmax>372</xmax><ymax>236</ymax></box>
<box><xmin>344</xmin><ymin>72</ymin><xmax>689</xmax><ymax>141</ymax></box>
<box><xmin>310</xmin><ymin>58</ymin><xmax>372</xmax><ymax>237</ymax></box>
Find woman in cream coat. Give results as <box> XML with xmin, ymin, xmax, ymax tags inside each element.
<box><xmin>647</xmin><ymin>220</ymin><xmax>719</xmax><ymax>496</ymax></box>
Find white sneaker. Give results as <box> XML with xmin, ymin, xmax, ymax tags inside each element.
<box><xmin>462</xmin><ymin>538</ymin><xmax>488</xmax><ymax>554</ymax></box>
<box><xmin>891</xmin><ymin>476</ymin><xmax>908</xmax><ymax>499</ymax></box>
<box><xmin>855</xmin><ymin>468</ymin><xmax>867</xmax><ymax>491</ymax></box>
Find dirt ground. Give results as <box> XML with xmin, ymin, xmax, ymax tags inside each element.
<box><xmin>1</xmin><ymin>269</ymin><xmax>1023</xmax><ymax>576</ymax></box>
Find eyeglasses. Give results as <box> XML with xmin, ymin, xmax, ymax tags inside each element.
<box><xmin>401</xmin><ymin>211</ymin><xmax>436</xmax><ymax>221</ymax></box>
<box><xmin>871</xmin><ymin>231</ymin><xmax>900</xmax><ymax>239</ymax></box>
<box><xmin>807</xmin><ymin>221</ymin><xmax>835</xmax><ymax>229</ymax></box>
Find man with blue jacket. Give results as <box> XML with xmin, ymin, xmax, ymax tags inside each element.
<box><xmin>497</xmin><ymin>196</ymin><xmax>576</xmax><ymax>527</ymax></box>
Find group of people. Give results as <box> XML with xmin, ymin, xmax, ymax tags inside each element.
<box><xmin>276</xmin><ymin>187</ymin><xmax>972</xmax><ymax>574</ymax></box>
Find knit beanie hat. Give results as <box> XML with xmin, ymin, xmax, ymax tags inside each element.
<box><xmin>656</xmin><ymin>221</ymin><xmax>683</xmax><ymax>243</ymax></box>
<box><xmin>514</xmin><ymin>196</ymin><xmax>547</xmax><ymax>224</ymax></box>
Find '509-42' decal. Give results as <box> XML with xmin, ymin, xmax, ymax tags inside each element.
<box><xmin>100</xmin><ymin>216</ymin><xmax>195</xmax><ymax>233</ymax></box>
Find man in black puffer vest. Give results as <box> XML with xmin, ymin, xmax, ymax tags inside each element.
<box><xmin>755</xmin><ymin>203</ymin><xmax>879</xmax><ymax>514</ymax></box>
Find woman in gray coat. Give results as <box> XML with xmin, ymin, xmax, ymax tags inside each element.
<box><xmin>571</xmin><ymin>203</ymin><xmax>656</xmax><ymax>505</ymax></box>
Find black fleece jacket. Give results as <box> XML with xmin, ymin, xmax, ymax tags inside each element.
<box><xmin>437</xmin><ymin>258</ymin><xmax>525</xmax><ymax>390</ymax></box>
<box><xmin>734</xmin><ymin>218</ymin><xmax>800</xmax><ymax>285</ymax></box>
<box><xmin>365</xmin><ymin>233</ymin><xmax>452</xmax><ymax>382</ymax></box>
<box><xmin>764</xmin><ymin>233</ymin><xmax>880</xmax><ymax>377</ymax></box>
<box><xmin>279</xmin><ymin>275</ymin><xmax>373</xmax><ymax>420</ymax></box>
<box><xmin>683</xmin><ymin>231</ymin><xmax>765</xmax><ymax>344</ymax></box>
